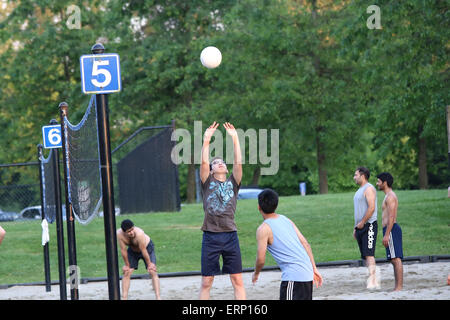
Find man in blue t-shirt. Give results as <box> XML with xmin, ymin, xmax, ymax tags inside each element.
<box><xmin>252</xmin><ymin>189</ymin><xmax>323</xmax><ymax>300</ymax></box>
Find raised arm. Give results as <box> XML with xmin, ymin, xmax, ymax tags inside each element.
<box><xmin>200</xmin><ymin>122</ymin><xmax>219</xmax><ymax>183</ymax></box>
<box><xmin>223</xmin><ymin>122</ymin><xmax>242</xmax><ymax>185</ymax></box>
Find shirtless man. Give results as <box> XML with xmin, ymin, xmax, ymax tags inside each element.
<box><xmin>117</xmin><ymin>219</ymin><xmax>161</xmax><ymax>299</ymax></box>
<box><xmin>376</xmin><ymin>172</ymin><xmax>403</xmax><ymax>291</ymax></box>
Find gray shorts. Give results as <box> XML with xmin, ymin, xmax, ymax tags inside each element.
<box><xmin>127</xmin><ymin>240</ymin><xmax>156</xmax><ymax>270</ymax></box>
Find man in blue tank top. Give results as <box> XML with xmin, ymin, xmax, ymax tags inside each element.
<box><xmin>252</xmin><ymin>189</ymin><xmax>323</xmax><ymax>300</ymax></box>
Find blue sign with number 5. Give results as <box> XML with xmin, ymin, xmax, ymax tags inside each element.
<box><xmin>80</xmin><ymin>53</ymin><xmax>121</xmax><ymax>94</ymax></box>
<box><xmin>42</xmin><ymin>125</ymin><xmax>62</xmax><ymax>149</ymax></box>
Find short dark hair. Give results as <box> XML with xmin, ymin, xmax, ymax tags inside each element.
<box><xmin>121</xmin><ymin>219</ymin><xmax>134</xmax><ymax>232</ymax></box>
<box><xmin>357</xmin><ymin>167</ymin><xmax>370</xmax><ymax>180</ymax></box>
<box><xmin>258</xmin><ymin>188</ymin><xmax>279</xmax><ymax>214</ymax></box>
<box><xmin>377</xmin><ymin>172</ymin><xmax>394</xmax><ymax>188</ymax></box>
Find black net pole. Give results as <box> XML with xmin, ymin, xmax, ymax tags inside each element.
<box><xmin>59</xmin><ymin>103</ymin><xmax>79</xmax><ymax>300</ymax></box>
<box><xmin>92</xmin><ymin>43</ymin><xmax>121</xmax><ymax>300</ymax></box>
<box><xmin>37</xmin><ymin>144</ymin><xmax>51</xmax><ymax>292</ymax></box>
<box><xmin>49</xmin><ymin>119</ymin><xmax>67</xmax><ymax>300</ymax></box>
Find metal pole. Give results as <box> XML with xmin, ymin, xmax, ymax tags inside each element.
<box><xmin>59</xmin><ymin>102</ymin><xmax>79</xmax><ymax>300</ymax></box>
<box><xmin>92</xmin><ymin>43</ymin><xmax>121</xmax><ymax>300</ymax></box>
<box><xmin>37</xmin><ymin>144</ymin><xmax>51</xmax><ymax>292</ymax></box>
<box><xmin>49</xmin><ymin>119</ymin><xmax>67</xmax><ymax>300</ymax></box>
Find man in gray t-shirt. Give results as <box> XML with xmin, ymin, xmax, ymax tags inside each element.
<box><xmin>201</xmin><ymin>173</ymin><xmax>239</xmax><ymax>232</ymax></box>
<box><xmin>353</xmin><ymin>167</ymin><xmax>380</xmax><ymax>290</ymax></box>
<box><xmin>198</xmin><ymin>121</ymin><xmax>246</xmax><ymax>300</ymax></box>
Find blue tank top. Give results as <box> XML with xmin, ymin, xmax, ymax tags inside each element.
<box><xmin>263</xmin><ymin>215</ymin><xmax>313</xmax><ymax>282</ymax></box>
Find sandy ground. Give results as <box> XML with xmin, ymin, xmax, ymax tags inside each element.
<box><xmin>0</xmin><ymin>261</ymin><xmax>448</xmax><ymax>300</ymax></box>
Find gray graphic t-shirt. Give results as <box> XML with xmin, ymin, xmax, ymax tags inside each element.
<box><xmin>201</xmin><ymin>174</ymin><xmax>240</xmax><ymax>232</ymax></box>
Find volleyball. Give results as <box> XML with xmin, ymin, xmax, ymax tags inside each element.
<box><xmin>200</xmin><ymin>46</ymin><xmax>222</xmax><ymax>69</ymax></box>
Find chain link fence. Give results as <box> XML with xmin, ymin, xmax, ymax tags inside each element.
<box><xmin>0</xmin><ymin>163</ymin><xmax>41</xmax><ymax>220</ymax></box>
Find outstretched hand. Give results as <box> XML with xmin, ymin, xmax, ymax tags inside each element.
<box><xmin>204</xmin><ymin>121</ymin><xmax>219</xmax><ymax>142</ymax></box>
<box><xmin>223</xmin><ymin>122</ymin><xmax>238</xmax><ymax>139</ymax></box>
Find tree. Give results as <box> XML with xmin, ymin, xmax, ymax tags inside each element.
<box><xmin>336</xmin><ymin>0</ymin><xmax>449</xmax><ymax>189</ymax></box>
<box><xmin>203</xmin><ymin>0</ymin><xmax>366</xmax><ymax>194</ymax></box>
<box><xmin>103</xmin><ymin>0</ymin><xmax>236</xmax><ymax>202</ymax></box>
<box><xmin>0</xmin><ymin>0</ymin><xmax>105</xmax><ymax>165</ymax></box>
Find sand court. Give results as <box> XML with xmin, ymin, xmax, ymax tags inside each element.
<box><xmin>0</xmin><ymin>261</ymin><xmax>448</xmax><ymax>300</ymax></box>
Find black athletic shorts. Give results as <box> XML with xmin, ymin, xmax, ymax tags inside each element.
<box><xmin>201</xmin><ymin>231</ymin><xmax>243</xmax><ymax>276</ymax></box>
<box><xmin>127</xmin><ymin>240</ymin><xmax>156</xmax><ymax>270</ymax></box>
<box><xmin>355</xmin><ymin>221</ymin><xmax>377</xmax><ymax>259</ymax></box>
<box><xmin>280</xmin><ymin>281</ymin><xmax>313</xmax><ymax>300</ymax></box>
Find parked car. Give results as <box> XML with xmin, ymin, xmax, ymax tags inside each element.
<box><xmin>18</xmin><ymin>205</ymin><xmax>120</xmax><ymax>221</ymax></box>
<box><xmin>18</xmin><ymin>205</ymin><xmax>66</xmax><ymax>221</ymax></box>
<box><xmin>0</xmin><ymin>208</ymin><xmax>19</xmax><ymax>222</ymax></box>
<box><xmin>19</xmin><ymin>205</ymin><xmax>42</xmax><ymax>220</ymax></box>
<box><xmin>98</xmin><ymin>207</ymin><xmax>121</xmax><ymax>217</ymax></box>
<box><xmin>237</xmin><ymin>188</ymin><xmax>264</xmax><ymax>200</ymax></box>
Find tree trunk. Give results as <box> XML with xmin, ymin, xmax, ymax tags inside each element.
<box><xmin>316</xmin><ymin>127</ymin><xmax>328</xmax><ymax>194</ymax></box>
<box><xmin>186</xmin><ymin>162</ymin><xmax>196</xmax><ymax>203</ymax></box>
<box><xmin>251</xmin><ymin>167</ymin><xmax>261</xmax><ymax>186</ymax></box>
<box><xmin>310</xmin><ymin>1</ymin><xmax>327</xmax><ymax>194</ymax></box>
<box><xmin>418</xmin><ymin>125</ymin><xmax>428</xmax><ymax>189</ymax></box>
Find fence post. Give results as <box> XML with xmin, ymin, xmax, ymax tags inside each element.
<box><xmin>59</xmin><ymin>103</ymin><xmax>79</xmax><ymax>300</ymax></box>
<box><xmin>49</xmin><ymin>119</ymin><xmax>67</xmax><ymax>300</ymax></box>
<box><xmin>37</xmin><ymin>144</ymin><xmax>51</xmax><ymax>292</ymax></box>
<box><xmin>92</xmin><ymin>43</ymin><xmax>121</xmax><ymax>300</ymax></box>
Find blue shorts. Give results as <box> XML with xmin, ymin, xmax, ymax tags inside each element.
<box><xmin>127</xmin><ymin>240</ymin><xmax>157</xmax><ymax>270</ymax></box>
<box><xmin>383</xmin><ymin>223</ymin><xmax>403</xmax><ymax>260</ymax></box>
<box><xmin>201</xmin><ymin>231</ymin><xmax>243</xmax><ymax>276</ymax></box>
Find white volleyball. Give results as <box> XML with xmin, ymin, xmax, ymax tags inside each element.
<box><xmin>200</xmin><ymin>46</ymin><xmax>222</xmax><ymax>69</ymax></box>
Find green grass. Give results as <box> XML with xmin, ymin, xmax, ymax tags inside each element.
<box><xmin>0</xmin><ymin>189</ymin><xmax>448</xmax><ymax>285</ymax></box>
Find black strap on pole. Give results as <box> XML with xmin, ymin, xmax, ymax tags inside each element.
<box><xmin>92</xmin><ymin>43</ymin><xmax>121</xmax><ymax>300</ymax></box>
<box><xmin>59</xmin><ymin>103</ymin><xmax>79</xmax><ymax>300</ymax></box>
<box><xmin>37</xmin><ymin>144</ymin><xmax>51</xmax><ymax>293</ymax></box>
<box><xmin>49</xmin><ymin>119</ymin><xmax>67</xmax><ymax>300</ymax></box>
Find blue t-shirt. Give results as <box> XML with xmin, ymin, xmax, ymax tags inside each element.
<box><xmin>264</xmin><ymin>215</ymin><xmax>313</xmax><ymax>282</ymax></box>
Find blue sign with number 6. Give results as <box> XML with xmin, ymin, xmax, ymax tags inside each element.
<box><xmin>80</xmin><ymin>53</ymin><xmax>121</xmax><ymax>94</ymax></box>
<box><xmin>42</xmin><ymin>125</ymin><xmax>62</xmax><ymax>149</ymax></box>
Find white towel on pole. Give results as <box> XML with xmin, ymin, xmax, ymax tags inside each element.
<box><xmin>41</xmin><ymin>219</ymin><xmax>49</xmax><ymax>246</ymax></box>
